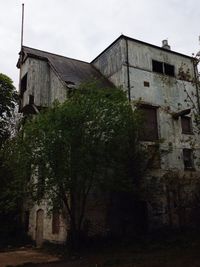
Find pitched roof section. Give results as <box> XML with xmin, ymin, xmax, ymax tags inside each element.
<box><xmin>20</xmin><ymin>46</ymin><xmax>113</xmax><ymax>88</ymax></box>
<box><xmin>91</xmin><ymin>34</ymin><xmax>193</xmax><ymax>63</ymax></box>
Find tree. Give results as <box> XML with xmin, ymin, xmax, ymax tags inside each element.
<box><xmin>11</xmin><ymin>84</ymin><xmax>145</xmax><ymax>248</ymax></box>
<box><xmin>0</xmin><ymin>73</ymin><xmax>24</xmax><ymax>247</ymax></box>
<box><xmin>0</xmin><ymin>73</ymin><xmax>18</xmax><ymax>147</ymax></box>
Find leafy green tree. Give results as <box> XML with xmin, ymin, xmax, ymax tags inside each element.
<box><xmin>0</xmin><ymin>73</ymin><xmax>23</xmax><ymax>247</ymax></box>
<box><xmin>11</xmin><ymin>84</ymin><xmax>144</xmax><ymax>248</ymax></box>
<box><xmin>0</xmin><ymin>73</ymin><xmax>18</xmax><ymax>146</ymax></box>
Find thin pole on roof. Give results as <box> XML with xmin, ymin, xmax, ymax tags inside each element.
<box><xmin>21</xmin><ymin>3</ymin><xmax>25</xmax><ymax>49</ymax></box>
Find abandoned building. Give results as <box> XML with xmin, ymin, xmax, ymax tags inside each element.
<box><xmin>17</xmin><ymin>35</ymin><xmax>200</xmax><ymax>245</ymax></box>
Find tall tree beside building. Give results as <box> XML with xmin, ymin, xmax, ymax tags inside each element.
<box><xmin>12</xmin><ymin>84</ymin><xmax>145</xmax><ymax>249</ymax></box>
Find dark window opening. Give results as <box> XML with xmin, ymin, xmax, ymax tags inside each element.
<box><xmin>144</xmin><ymin>81</ymin><xmax>150</xmax><ymax>87</ymax></box>
<box><xmin>52</xmin><ymin>211</ymin><xmax>60</xmax><ymax>234</ymax></box>
<box><xmin>183</xmin><ymin>149</ymin><xmax>194</xmax><ymax>170</ymax></box>
<box><xmin>20</xmin><ymin>73</ymin><xmax>28</xmax><ymax>95</ymax></box>
<box><xmin>152</xmin><ymin>60</ymin><xmax>163</xmax><ymax>74</ymax></box>
<box><xmin>181</xmin><ymin>116</ymin><xmax>192</xmax><ymax>134</ymax></box>
<box><xmin>24</xmin><ymin>211</ymin><xmax>30</xmax><ymax>232</ymax></box>
<box><xmin>164</xmin><ymin>63</ymin><xmax>175</xmax><ymax>76</ymax></box>
<box><xmin>147</xmin><ymin>145</ymin><xmax>160</xmax><ymax>169</ymax></box>
<box><xmin>29</xmin><ymin>95</ymin><xmax>34</xmax><ymax>105</ymax></box>
<box><xmin>138</xmin><ymin>105</ymin><xmax>158</xmax><ymax>141</ymax></box>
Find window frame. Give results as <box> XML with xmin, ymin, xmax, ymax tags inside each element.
<box><xmin>52</xmin><ymin>210</ymin><xmax>60</xmax><ymax>235</ymax></box>
<box><xmin>183</xmin><ymin>149</ymin><xmax>195</xmax><ymax>170</ymax></box>
<box><xmin>181</xmin><ymin>116</ymin><xmax>193</xmax><ymax>135</ymax></box>
<box><xmin>138</xmin><ymin>104</ymin><xmax>159</xmax><ymax>142</ymax></box>
<box><xmin>152</xmin><ymin>60</ymin><xmax>175</xmax><ymax>77</ymax></box>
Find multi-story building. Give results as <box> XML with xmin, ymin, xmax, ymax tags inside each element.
<box><xmin>17</xmin><ymin>35</ymin><xmax>200</xmax><ymax>245</ymax></box>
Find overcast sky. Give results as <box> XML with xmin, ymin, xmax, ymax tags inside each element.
<box><xmin>1</xmin><ymin>0</ymin><xmax>200</xmax><ymax>88</ymax></box>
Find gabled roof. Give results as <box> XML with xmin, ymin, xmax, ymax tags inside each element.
<box><xmin>91</xmin><ymin>34</ymin><xmax>193</xmax><ymax>63</ymax></box>
<box><xmin>18</xmin><ymin>46</ymin><xmax>113</xmax><ymax>88</ymax></box>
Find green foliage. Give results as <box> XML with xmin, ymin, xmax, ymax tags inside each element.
<box><xmin>0</xmin><ymin>73</ymin><xmax>18</xmax><ymax>146</ymax></box>
<box><xmin>10</xmin><ymin>84</ymin><xmax>145</xmax><ymax>246</ymax></box>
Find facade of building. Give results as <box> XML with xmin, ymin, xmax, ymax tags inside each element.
<box><xmin>17</xmin><ymin>35</ymin><xmax>200</xmax><ymax>245</ymax></box>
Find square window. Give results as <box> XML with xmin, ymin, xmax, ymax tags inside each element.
<box><xmin>152</xmin><ymin>60</ymin><xmax>163</xmax><ymax>74</ymax></box>
<box><xmin>183</xmin><ymin>149</ymin><xmax>194</xmax><ymax>170</ymax></box>
<box><xmin>144</xmin><ymin>81</ymin><xmax>150</xmax><ymax>87</ymax></box>
<box><xmin>164</xmin><ymin>63</ymin><xmax>175</xmax><ymax>76</ymax></box>
<box><xmin>181</xmin><ymin>116</ymin><xmax>192</xmax><ymax>134</ymax></box>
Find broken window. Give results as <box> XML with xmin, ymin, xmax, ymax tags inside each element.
<box><xmin>181</xmin><ymin>116</ymin><xmax>192</xmax><ymax>134</ymax></box>
<box><xmin>138</xmin><ymin>105</ymin><xmax>158</xmax><ymax>141</ymax></box>
<box><xmin>183</xmin><ymin>149</ymin><xmax>194</xmax><ymax>170</ymax></box>
<box><xmin>52</xmin><ymin>210</ymin><xmax>60</xmax><ymax>234</ymax></box>
<box><xmin>152</xmin><ymin>60</ymin><xmax>163</xmax><ymax>74</ymax></box>
<box><xmin>164</xmin><ymin>63</ymin><xmax>175</xmax><ymax>76</ymax></box>
<box><xmin>152</xmin><ymin>60</ymin><xmax>175</xmax><ymax>77</ymax></box>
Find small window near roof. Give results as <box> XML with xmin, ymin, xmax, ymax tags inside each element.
<box><xmin>183</xmin><ymin>149</ymin><xmax>194</xmax><ymax>170</ymax></box>
<box><xmin>152</xmin><ymin>60</ymin><xmax>163</xmax><ymax>74</ymax></box>
<box><xmin>164</xmin><ymin>63</ymin><xmax>175</xmax><ymax>76</ymax></box>
<box><xmin>181</xmin><ymin>116</ymin><xmax>192</xmax><ymax>134</ymax></box>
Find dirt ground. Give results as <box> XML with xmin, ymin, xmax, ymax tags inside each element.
<box><xmin>0</xmin><ymin>248</ymin><xmax>59</xmax><ymax>267</ymax></box>
<box><xmin>1</xmin><ymin>234</ymin><xmax>200</xmax><ymax>267</ymax></box>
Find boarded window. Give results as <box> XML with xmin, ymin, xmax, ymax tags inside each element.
<box><xmin>152</xmin><ymin>60</ymin><xmax>163</xmax><ymax>74</ymax></box>
<box><xmin>181</xmin><ymin>116</ymin><xmax>192</xmax><ymax>134</ymax></box>
<box><xmin>164</xmin><ymin>63</ymin><xmax>175</xmax><ymax>76</ymax></box>
<box><xmin>183</xmin><ymin>149</ymin><xmax>194</xmax><ymax>169</ymax></box>
<box><xmin>138</xmin><ymin>106</ymin><xmax>158</xmax><ymax>141</ymax></box>
<box><xmin>52</xmin><ymin>211</ymin><xmax>60</xmax><ymax>234</ymax></box>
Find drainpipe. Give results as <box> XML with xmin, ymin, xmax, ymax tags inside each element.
<box><xmin>193</xmin><ymin>58</ymin><xmax>200</xmax><ymax>115</ymax></box>
<box><xmin>125</xmin><ymin>39</ymin><xmax>131</xmax><ymax>102</ymax></box>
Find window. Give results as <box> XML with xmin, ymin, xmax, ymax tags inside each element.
<box><xmin>147</xmin><ymin>145</ymin><xmax>160</xmax><ymax>169</ymax></box>
<box><xmin>181</xmin><ymin>116</ymin><xmax>192</xmax><ymax>134</ymax></box>
<box><xmin>144</xmin><ymin>81</ymin><xmax>150</xmax><ymax>87</ymax></box>
<box><xmin>24</xmin><ymin>211</ymin><xmax>30</xmax><ymax>232</ymax></box>
<box><xmin>152</xmin><ymin>60</ymin><xmax>175</xmax><ymax>77</ymax></box>
<box><xmin>138</xmin><ymin>105</ymin><xmax>158</xmax><ymax>141</ymax></box>
<box><xmin>52</xmin><ymin>211</ymin><xmax>60</xmax><ymax>234</ymax></box>
<box><xmin>20</xmin><ymin>73</ymin><xmax>28</xmax><ymax>95</ymax></box>
<box><xmin>29</xmin><ymin>95</ymin><xmax>34</xmax><ymax>105</ymax></box>
<box><xmin>183</xmin><ymin>149</ymin><xmax>194</xmax><ymax>170</ymax></box>
<box><xmin>152</xmin><ymin>60</ymin><xmax>163</xmax><ymax>74</ymax></box>
<box><xmin>164</xmin><ymin>63</ymin><xmax>175</xmax><ymax>76</ymax></box>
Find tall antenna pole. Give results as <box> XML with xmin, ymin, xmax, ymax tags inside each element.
<box><xmin>21</xmin><ymin>3</ymin><xmax>25</xmax><ymax>49</ymax></box>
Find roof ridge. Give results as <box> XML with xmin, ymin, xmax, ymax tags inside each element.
<box><xmin>22</xmin><ymin>45</ymin><xmax>90</xmax><ymax>65</ymax></box>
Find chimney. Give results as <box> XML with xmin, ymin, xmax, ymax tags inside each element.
<box><xmin>162</xmin><ymin>40</ymin><xmax>171</xmax><ymax>50</ymax></box>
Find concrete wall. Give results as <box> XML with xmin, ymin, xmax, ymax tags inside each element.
<box><xmin>28</xmin><ymin>202</ymin><xmax>67</xmax><ymax>244</ymax></box>
<box><xmin>93</xmin><ymin>37</ymin><xmax>200</xmax><ymax>231</ymax></box>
